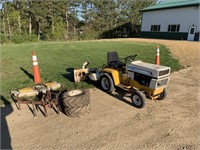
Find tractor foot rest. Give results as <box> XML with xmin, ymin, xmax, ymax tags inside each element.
<box><xmin>117</xmin><ymin>84</ymin><xmax>132</xmax><ymax>90</ymax></box>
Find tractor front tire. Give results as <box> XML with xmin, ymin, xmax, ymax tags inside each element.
<box><xmin>62</xmin><ymin>90</ymin><xmax>90</xmax><ymax>118</ymax></box>
<box><xmin>100</xmin><ymin>73</ymin><xmax>115</xmax><ymax>93</ymax></box>
<box><xmin>131</xmin><ymin>91</ymin><xmax>146</xmax><ymax>108</ymax></box>
<box><xmin>156</xmin><ymin>88</ymin><xmax>167</xmax><ymax>100</ymax></box>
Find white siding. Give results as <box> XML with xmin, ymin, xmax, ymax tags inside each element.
<box><xmin>141</xmin><ymin>6</ymin><xmax>200</xmax><ymax>33</ymax></box>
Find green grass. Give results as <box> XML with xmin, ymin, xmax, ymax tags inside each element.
<box><xmin>0</xmin><ymin>41</ymin><xmax>182</xmax><ymax>105</ymax></box>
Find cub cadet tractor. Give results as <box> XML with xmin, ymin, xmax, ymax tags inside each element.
<box><xmin>74</xmin><ymin>51</ymin><xmax>171</xmax><ymax>108</ymax></box>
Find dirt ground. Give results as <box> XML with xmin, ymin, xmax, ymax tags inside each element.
<box><xmin>1</xmin><ymin>38</ymin><xmax>200</xmax><ymax>150</ymax></box>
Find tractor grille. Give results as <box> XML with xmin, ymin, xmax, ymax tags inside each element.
<box><xmin>157</xmin><ymin>78</ymin><xmax>169</xmax><ymax>88</ymax></box>
<box><xmin>159</xmin><ymin>69</ymin><xmax>170</xmax><ymax>76</ymax></box>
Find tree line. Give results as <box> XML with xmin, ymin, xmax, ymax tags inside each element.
<box><xmin>0</xmin><ymin>0</ymin><xmax>155</xmax><ymax>43</ymax></box>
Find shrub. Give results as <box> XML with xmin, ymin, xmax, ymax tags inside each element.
<box><xmin>11</xmin><ymin>35</ymin><xmax>24</xmax><ymax>43</ymax></box>
<box><xmin>0</xmin><ymin>34</ymin><xmax>10</xmax><ymax>44</ymax></box>
<box><xmin>81</xmin><ymin>29</ymin><xmax>99</xmax><ymax>40</ymax></box>
<box><xmin>0</xmin><ymin>34</ymin><xmax>38</xmax><ymax>44</ymax></box>
<box><xmin>23</xmin><ymin>34</ymin><xmax>38</xmax><ymax>42</ymax></box>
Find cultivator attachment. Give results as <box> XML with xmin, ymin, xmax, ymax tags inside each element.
<box><xmin>11</xmin><ymin>82</ymin><xmax>64</xmax><ymax>117</ymax></box>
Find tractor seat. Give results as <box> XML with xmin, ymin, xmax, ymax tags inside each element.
<box><xmin>107</xmin><ymin>51</ymin><xmax>126</xmax><ymax>69</ymax></box>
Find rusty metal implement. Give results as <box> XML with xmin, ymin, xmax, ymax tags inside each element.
<box><xmin>10</xmin><ymin>82</ymin><xmax>64</xmax><ymax>117</ymax></box>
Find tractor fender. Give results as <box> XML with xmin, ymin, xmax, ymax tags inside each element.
<box><xmin>102</xmin><ymin>68</ymin><xmax>120</xmax><ymax>85</ymax></box>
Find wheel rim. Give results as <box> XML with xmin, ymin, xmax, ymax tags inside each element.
<box><xmin>68</xmin><ymin>90</ymin><xmax>83</xmax><ymax>97</ymax></box>
<box><xmin>132</xmin><ymin>95</ymin><xmax>142</xmax><ymax>106</ymax></box>
<box><xmin>101</xmin><ymin>77</ymin><xmax>109</xmax><ymax>90</ymax></box>
<box><xmin>160</xmin><ymin>92</ymin><xmax>164</xmax><ymax>97</ymax></box>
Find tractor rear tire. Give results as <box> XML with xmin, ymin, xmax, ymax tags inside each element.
<box><xmin>131</xmin><ymin>91</ymin><xmax>146</xmax><ymax>108</ymax></box>
<box><xmin>156</xmin><ymin>88</ymin><xmax>167</xmax><ymax>100</ymax></box>
<box><xmin>62</xmin><ymin>90</ymin><xmax>90</xmax><ymax>118</ymax></box>
<box><xmin>100</xmin><ymin>73</ymin><xmax>115</xmax><ymax>93</ymax></box>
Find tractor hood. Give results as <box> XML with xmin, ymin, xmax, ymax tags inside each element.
<box><xmin>127</xmin><ymin>61</ymin><xmax>171</xmax><ymax>78</ymax></box>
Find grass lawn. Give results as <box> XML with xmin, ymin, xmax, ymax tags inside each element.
<box><xmin>0</xmin><ymin>40</ymin><xmax>182</xmax><ymax>105</ymax></box>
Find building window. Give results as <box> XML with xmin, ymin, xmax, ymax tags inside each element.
<box><xmin>151</xmin><ymin>25</ymin><xmax>160</xmax><ymax>32</ymax></box>
<box><xmin>190</xmin><ymin>28</ymin><xmax>195</xmax><ymax>34</ymax></box>
<box><xmin>168</xmin><ymin>24</ymin><xmax>180</xmax><ymax>32</ymax></box>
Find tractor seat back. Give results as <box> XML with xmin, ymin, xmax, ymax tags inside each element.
<box><xmin>107</xmin><ymin>51</ymin><xmax>126</xmax><ymax>68</ymax></box>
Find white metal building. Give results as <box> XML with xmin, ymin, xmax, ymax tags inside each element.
<box><xmin>141</xmin><ymin>0</ymin><xmax>200</xmax><ymax>41</ymax></box>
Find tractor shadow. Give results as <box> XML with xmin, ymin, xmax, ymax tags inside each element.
<box><xmin>109</xmin><ymin>88</ymin><xmax>133</xmax><ymax>106</ymax></box>
<box><xmin>86</xmin><ymin>80</ymin><xmax>133</xmax><ymax>107</ymax></box>
<box><xmin>61</xmin><ymin>68</ymin><xmax>74</xmax><ymax>82</ymax></box>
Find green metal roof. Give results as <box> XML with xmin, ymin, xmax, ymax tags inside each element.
<box><xmin>141</xmin><ymin>0</ymin><xmax>200</xmax><ymax>11</ymax></box>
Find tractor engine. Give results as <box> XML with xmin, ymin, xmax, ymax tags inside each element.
<box><xmin>127</xmin><ymin>61</ymin><xmax>171</xmax><ymax>90</ymax></box>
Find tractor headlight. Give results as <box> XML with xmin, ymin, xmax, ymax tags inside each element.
<box><xmin>157</xmin><ymin>81</ymin><xmax>161</xmax><ymax>87</ymax></box>
<box><xmin>157</xmin><ymin>78</ymin><xmax>169</xmax><ymax>88</ymax></box>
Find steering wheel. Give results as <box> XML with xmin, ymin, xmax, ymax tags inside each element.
<box><xmin>125</xmin><ymin>54</ymin><xmax>137</xmax><ymax>63</ymax></box>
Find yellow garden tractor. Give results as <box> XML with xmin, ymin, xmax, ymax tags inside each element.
<box><xmin>74</xmin><ymin>51</ymin><xmax>171</xmax><ymax>108</ymax></box>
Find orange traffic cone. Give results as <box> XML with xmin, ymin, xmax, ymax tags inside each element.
<box><xmin>32</xmin><ymin>51</ymin><xmax>41</xmax><ymax>84</ymax></box>
<box><xmin>155</xmin><ymin>45</ymin><xmax>160</xmax><ymax>65</ymax></box>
